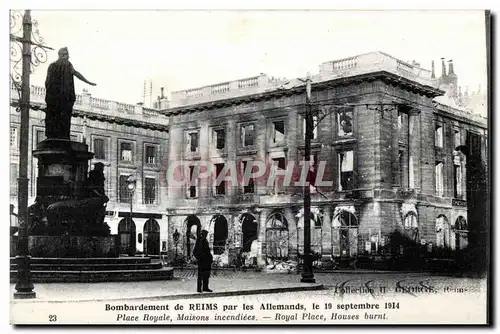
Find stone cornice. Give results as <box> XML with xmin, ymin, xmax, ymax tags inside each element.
<box><xmin>160</xmin><ymin>71</ymin><xmax>444</xmax><ymax>116</ymax></box>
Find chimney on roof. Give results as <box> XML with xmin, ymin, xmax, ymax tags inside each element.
<box><xmin>458</xmin><ymin>86</ymin><xmax>462</xmax><ymax>97</ymax></box>
<box><xmin>448</xmin><ymin>60</ymin><xmax>455</xmax><ymax>75</ymax></box>
<box><xmin>431</xmin><ymin>60</ymin><xmax>436</xmax><ymax>78</ymax></box>
<box><xmin>441</xmin><ymin>58</ymin><xmax>446</xmax><ymax>77</ymax></box>
<box><xmin>160</xmin><ymin>87</ymin><xmax>165</xmax><ymax>99</ymax></box>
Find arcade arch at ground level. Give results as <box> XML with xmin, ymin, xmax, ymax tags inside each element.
<box><xmin>161</xmin><ymin>203</ymin><xmax>472</xmax><ymax>266</ymax></box>
<box><xmin>105</xmin><ymin>211</ymin><xmax>168</xmax><ymax>255</ymax></box>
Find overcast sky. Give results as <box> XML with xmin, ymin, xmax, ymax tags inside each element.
<box><xmin>21</xmin><ymin>10</ymin><xmax>487</xmax><ymax>105</ymax></box>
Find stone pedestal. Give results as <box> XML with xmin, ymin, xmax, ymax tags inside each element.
<box><xmin>33</xmin><ymin>139</ymin><xmax>93</xmax><ymax>203</ymax></box>
<box><xmin>29</xmin><ymin>139</ymin><xmax>115</xmax><ymax>257</ymax></box>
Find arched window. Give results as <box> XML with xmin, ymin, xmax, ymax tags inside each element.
<box><xmin>266</xmin><ymin>211</ymin><xmax>289</xmax><ymax>260</ymax></box>
<box><xmin>297</xmin><ymin>209</ymin><xmax>323</xmax><ymax>255</ymax></box>
<box><xmin>118</xmin><ymin>218</ymin><xmax>136</xmax><ymax>255</ymax></box>
<box><xmin>403</xmin><ymin>212</ymin><xmax>419</xmax><ymax>242</ymax></box>
<box><xmin>332</xmin><ymin>211</ymin><xmax>358</xmax><ymax>258</ymax></box>
<box><xmin>143</xmin><ymin>219</ymin><xmax>160</xmax><ymax>255</ymax></box>
<box><xmin>337</xmin><ymin>211</ymin><xmax>358</xmax><ymax>227</ymax></box>
<box><xmin>185</xmin><ymin>215</ymin><xmax>201</xmax><ymax>259</ymax></box>
<box><xmin>454</xmin><ymin>216</ymin><xmax>468</xmax><ymax>250</ymax></box>
<box><xmin>241</xmin><ymin>213</ymin><xmax>258</xmax><ymax>252</ymax></box>
<box><xmin>210</xmin><ymin>215</ymin><xmax>228</xmax><ymax>255</ymax></box>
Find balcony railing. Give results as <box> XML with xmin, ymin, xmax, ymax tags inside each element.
<box><xmin>211</xmin><ymin>83</ymin><xmax>230</xmax><ymax>95</ymax></box>
<box><xmin>331</xmin><ymin>56</ymin><xmax>358</xmax><ymax>70</ymax></box>
<box><xmin>170</xmin><ymin>74</ymin><xmax>272</xmax><ymax>107</ymax></box>
<box><xmin>186</xmin><ymin>88</ymin><xmax>203</xmax><ymax>98</ymax></box>
<box><xmin>396</xmin><ymin>60</ymin><xmax>416</xmax><ymax>76</ymax></box>
<box><xmin>90</xmin><ymin>97</ymin><xmax>111</xmax><ymax>109</ymax></box>
<box><xmin>10</xmin><ymin>84</ymin><xmax>168</xmax><ymax>127</ymax></box>
<box><xmin>143</xmin><ymin>107</ymin><xmax>158</xmax><ymax>116</ymax></box>
<box><xmin>117</xmin><ymin>102</ymin><xmax>135</xmax><ymax>113</ymax></box>
<box><xmin>30</xmin><ymin>85</ymin><xmax>46</xmax><ymax>96</ymax></box>
<box><xmin>238</xmin><ymin>77</ymin><xmax>259</xmax><ymax>89</ymax></box>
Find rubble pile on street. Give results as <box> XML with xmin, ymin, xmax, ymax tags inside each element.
<box><xmin>264</xmin><ymin>259</ymin><xmax>298</xmax><ymax>274</ymax></box>
<box><xmin>212</xmin><ymin>251</ymin><xmax>229</xmax><ymax>268</ymax></box>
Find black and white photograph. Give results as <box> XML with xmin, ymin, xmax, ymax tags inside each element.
<box><xmin>8</xmin><ymin>6</ymin><xmax>491</xmax><ymax>325</ymax></box>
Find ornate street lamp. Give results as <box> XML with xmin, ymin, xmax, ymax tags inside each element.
<box><xmin>301</xmin><ymin>75</ymin><xmax>316</xmax><ymax>283</ymax></box>
<box><xmin>173</xmin><ymin>229</ymin><xmax>180</xmax><ymax>260</ymax></box>
<box><xmin>126</xmin><ymin>175</ymin><xmax>136</xmax><ymax>255</ymax></box>
<box><xmin>11</xmin><ymin>9</ymin><xmax>52</xmax><ymax>299</ymax></box>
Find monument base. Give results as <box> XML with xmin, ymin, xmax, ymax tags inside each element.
<box><xmin>13</xmin><ymin>291</ymin><xmax>37</xmax><ymax>299</ymax></box>
<box><xmin>29</xmin><ymin>139</ymin><xmax>111</xmax><ymax>239</ymax></box>
<box><xmin>33</xmin><ymin>139</ymin><xmax>94</xmax><ymax>203</ymax></box>
<box><xmin>28</xmin><ymin>235</ymin><xmax>118</xmax><ymax>258</ymax></box>
<box><xmin>10</xmin><ymin>256</ymin><xmax>174</xmax><ymax>283</ymax></box>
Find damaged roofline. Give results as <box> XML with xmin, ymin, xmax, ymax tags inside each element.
<box><xmin>159</xmin><ymin>71</ymin><xmax>445</xmax><ymax>116</ymax></box>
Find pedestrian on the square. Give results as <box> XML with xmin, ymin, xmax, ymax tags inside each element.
<box><xmin>193</xmin><ymin>229</ymin><xmax>213</xmax><ymax>293</ymax></box>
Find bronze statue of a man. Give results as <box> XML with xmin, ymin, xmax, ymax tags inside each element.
<box><xmin>44</xmin><ymin>47</ymin><xmax>96</xmax><ymax>140</ymax></box>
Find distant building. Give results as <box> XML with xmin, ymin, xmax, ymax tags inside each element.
<box><xmin>433</xmin><ymin>58</ymin><xmax>487</xmax><ymax>116</ymax></box>
<box><xmin>143</xmin><ymin>77</ymin><xmax>170</xmax><ymax>109</ymax></box>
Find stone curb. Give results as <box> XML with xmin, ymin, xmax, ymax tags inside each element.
<box><xmin>311</xmin><ymin>270</ymin><xmax>429</xmax><ymax>274</ymax></box>
<box><xmin>11</xmin><ymin>283</ymin><xmax>324</xmax><ymax>304</ymax></box>
<box><xmin>174</xmin><ymin>267</ymin><xmax>437</xmax><ymax>275</ymax></box>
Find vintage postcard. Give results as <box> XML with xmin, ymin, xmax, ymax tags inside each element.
<box><xmin>9</xmin><ymin>8</ymin><xmax>490</xmax><ymax>325</ymax></box>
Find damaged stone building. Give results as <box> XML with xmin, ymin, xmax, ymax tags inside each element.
<box><xmin>162</xmin><ymin>51</ymin><xmax>487</xmax><ymax>267</ymax></box>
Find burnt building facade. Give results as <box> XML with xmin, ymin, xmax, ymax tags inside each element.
<box><xmin>162</xmin><ymin>52</ymin><xmax>488</xmax><ymax>267</ymax></box>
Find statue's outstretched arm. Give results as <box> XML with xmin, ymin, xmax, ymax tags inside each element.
<box><xmin>74</xmin><ymin>70</ymin><xmax>97</xmax><ymax>86</ymax></box>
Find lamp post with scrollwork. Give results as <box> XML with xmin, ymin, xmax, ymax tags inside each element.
<box><xmin>11</xmin><ymin>9</ymin><xmax>53</xmax><ymax>299</ymax></box>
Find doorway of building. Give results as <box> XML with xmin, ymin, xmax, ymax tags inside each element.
<box><xmin>265</xmin><ymin>211</ymin><xmax>289</xmax><ymax>261</ymax></box>
<box><xmin>185</xmin><ymin>215</ymin><xmax>201</xmax><ymax>259</ymax></box>
<box><xmin>332</xmin><ymin>211</ymin><xmax>358</xmax><ymax>258</ymax></box>
<box><xmin>241</xmin><ymin>213</ymin><xmax>258</xmax><ymax>252</ymax></box>
<box><xmin>118</xmin><ymin>218</ymin><xmax>136</xmax><ymax>255</ymax></box>
<box><xmin>144</xmin><ymin>218</ymin><xmax>160</xmax><ymax>256</ymax></box>
<box><xmin>297</xmin><ymin>209</ymin><xmax>323</xmax><ymax>256</ymax></box>
<box><xmin>211</xmin><ymin>215</ymin><xmax>228</xmax><ymax>255</ymax></box>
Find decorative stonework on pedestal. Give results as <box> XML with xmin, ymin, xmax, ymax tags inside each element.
<box><xmin>28</xmin><ymin>139</ymin><xmax>113</xmax><ymax>257</ymax></box>
<box><xmin>34</xmin><ymin>139</ymin><xmax>93</xmax><ymax>202</ymax></box>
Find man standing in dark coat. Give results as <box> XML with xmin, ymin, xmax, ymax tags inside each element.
<box><xmin>193</xmin><ymin>230</ymin><xmax>213</xmax><ymax>293</ymax></box>
<box><xmin>44</xmin><ymin>47</ymin><xmax>96</xmax><ymax>140</ymax></box>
